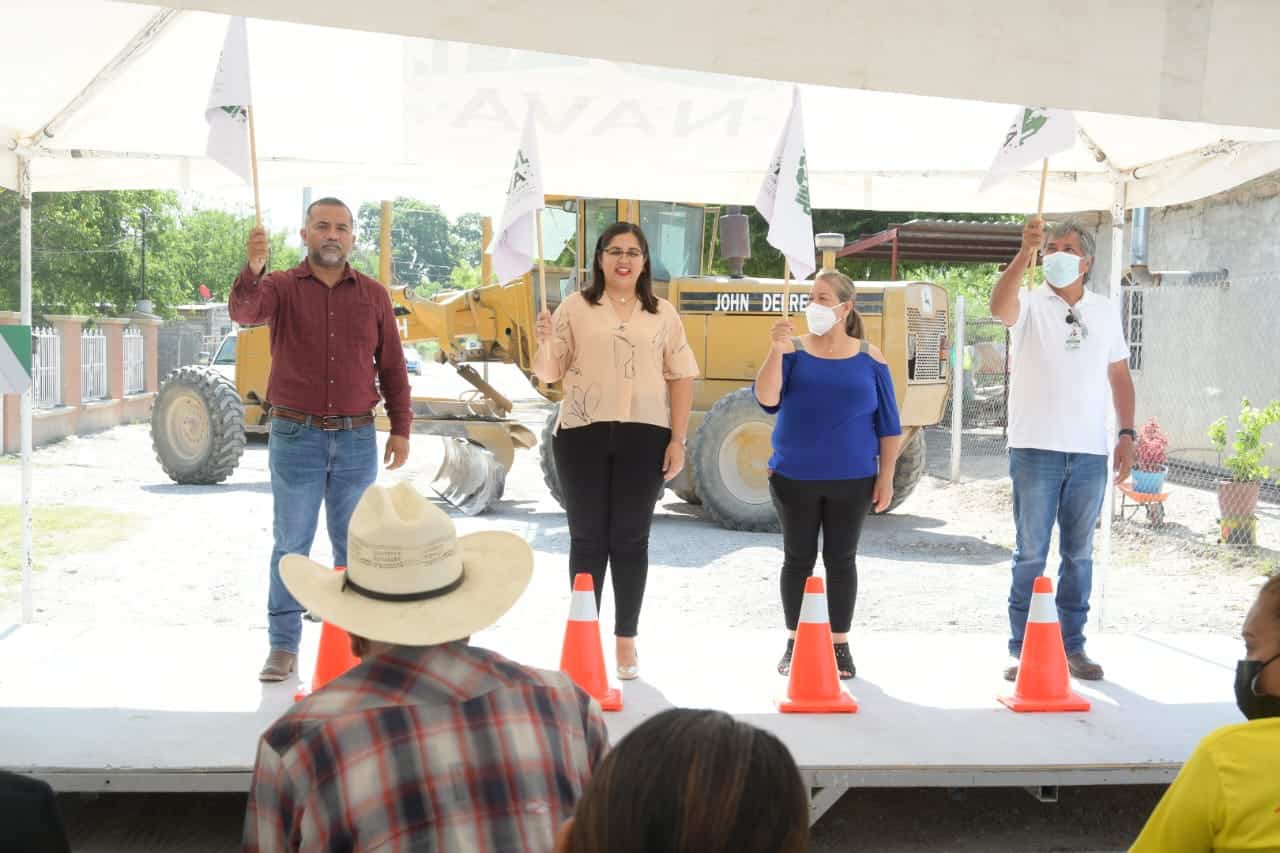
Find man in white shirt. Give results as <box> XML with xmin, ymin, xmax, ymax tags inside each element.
<box><xmin>990</xmin><ymin>216</ymin><xmax>1136</xmax><ymax>681</ymax></box>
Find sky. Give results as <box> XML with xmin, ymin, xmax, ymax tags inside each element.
<box><xmin>191</xmin><ymin>186</ymin><xmax>381</xmax><ymax>246</ymax></box>
<box><xmin>190</xmin><ymin>185</ymin><xmax>486</xmax><ymax>246</ymax></box>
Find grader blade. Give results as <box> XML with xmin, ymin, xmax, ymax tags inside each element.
<box><xmin>430</xmin><ymin>438</ymin><xmax>504</xmax><ymax>516</ymax></box>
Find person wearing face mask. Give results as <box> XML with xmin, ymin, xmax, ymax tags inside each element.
<box><xmin>989</xmin><ymin>216</ymin><xmax>1136</xmax><ymax>683</ymax></box>
<box><xmin>753</xmin><ymin>271</ymin><xmax>902</xmax><ymax>679</ymax></box>
<box><xmin>1129</xmin><ymin>575</ymin><xmax>1280</xmax><ymax>852</ymax></box>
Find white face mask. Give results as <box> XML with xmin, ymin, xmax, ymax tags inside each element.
<box><xmin>1042</xmin><ymin>252</ymin><xmax>1083</xmax><ymax>287</ymax></box>
<box><xmin>804</xmin><ymin>301</ymin><xmax>840</xmax><ymax>336</ymax></box>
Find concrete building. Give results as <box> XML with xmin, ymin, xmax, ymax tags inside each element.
<box><xmin>1126</xmin><ymin>173</ymin><xmax>1280</xmax><ymax>472</ymax></box>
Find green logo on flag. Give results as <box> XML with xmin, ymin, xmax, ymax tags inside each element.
<box><xmin>794</xmin><ymin>152</ymin><xmax>811</xmax><ymax>215</ymax></box>
<box><xmin>1020</xmin><ymin>108</ymin><xmax>1049</xmax><ymax>142</ymax></box>
<box><xmin>1004</xmin><ymin>108</ymin><xmax>1050</xmax><ymax>149</ymax></box>
<box><xmin>219</xmin><ymin>105</ymin><xmax>248</xmax><ymax>122</ymax></box>
<box><xmin>0</xmin><ymin>324</ymin><xmax>33</xmax><ymax>394</ymax></box>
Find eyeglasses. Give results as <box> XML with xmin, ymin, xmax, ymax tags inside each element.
<box><xmin>603</xmin><ymin>248</ymin><xmax>645</xmax><ymax>259</ymax></box>
<box><xmin>1065</xmin><ymin>307</ymin><xmax>1089</xmax><ymax>338</ymax></box>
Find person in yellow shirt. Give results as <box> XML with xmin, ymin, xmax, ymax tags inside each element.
<box><xmin>1130</xmin><ymin>574</ymin><xmax>1280</xmax><ymax>852</ymax></box>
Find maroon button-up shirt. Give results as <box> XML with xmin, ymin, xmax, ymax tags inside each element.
<box><xmin>229</xmin><ymin>259</ymin><xmax>413</xmax><ymax>437</ymax></box>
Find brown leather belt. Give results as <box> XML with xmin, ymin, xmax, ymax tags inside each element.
<box><xmin>268</xmin><ymin>405</ymin><xmax>374</xmax><ymax>431</ymax></box>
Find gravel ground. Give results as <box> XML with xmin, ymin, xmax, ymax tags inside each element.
<box><xmin>4</xmin><ymin>364</ymin><xmax>1272</xmax><ymax>638</ymax></box>
<box><xmin>3</xmin><ymin>362</ymin><xmax>1275</xmax><ymax>851</ymax></box>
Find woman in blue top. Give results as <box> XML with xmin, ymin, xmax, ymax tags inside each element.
<box><xmin>754</xmin><ymin>271</ymin><xmax>902</xmax><ymax>679</ymax></box>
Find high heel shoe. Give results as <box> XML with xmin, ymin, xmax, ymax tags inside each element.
<box><xmin>617</xmin><ymin>652</ymin><xmax>640</xmax><ymax>681</ymax></box>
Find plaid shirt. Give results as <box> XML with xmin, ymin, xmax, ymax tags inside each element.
<box><xmin>243</xmin><ymin>642</ymin><xmax>609</xmax><ymax>853</ymax></box>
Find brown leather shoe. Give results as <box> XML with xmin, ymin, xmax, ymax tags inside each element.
<box><xmin>1067</xmin><ymin>652</ymin><xmax>1104</xmax><ymax>681</ymax></box>
<box><xmin>1003</xmin><ymin>657</ymin><xmax>1020</xmax><ymax>682</ymax></box>
<box><xmin>259</xmin><ymin>650</ymin><xmax>297</xmax><ymax>682</ymax></box>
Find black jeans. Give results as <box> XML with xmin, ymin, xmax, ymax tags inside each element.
<box><xmin>769</xmin><ymin>473</ymin><xmax>876</xmax><ymax>633</ymax></box>
<box><xmin>553</xmin><ymin>421</ymin><xmax>671</xmax><ymax>637</ymax></box>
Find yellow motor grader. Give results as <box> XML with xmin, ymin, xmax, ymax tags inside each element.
<box><xmin>150</xmin><ymin>197</ymin><xmax>950</xmax><ymax>530</ymax></box>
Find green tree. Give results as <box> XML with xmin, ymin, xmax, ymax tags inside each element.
<box><xmin>448</xmin><ymin>261</ymin><xmax>482</xmax><ymax>290</ymax></box>
<box><xmin>449</xmin><ymin>212</ymin><xmax>484</xmax><ymax>266</ymax></box>
<box><xmin>0</xmin><ymin>190</ymin><xmax>301</xmax><ymax>316</ymax></box>
<box><xmin>0</xmin><ymin>188</ymin><xmax>182</xmax><ymax>316</ymax></box>
<box><xmin>358</xmin><ymin>198</ymin><xmax>454</xmax><ymax>287</ymax></box>
<box><xmin>170</xmin><ymin>210</ymin><xmax>297</xmax><ymax>304</ymax></box>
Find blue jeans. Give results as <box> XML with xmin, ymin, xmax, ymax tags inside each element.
<box><xmin>1007</xmin><ymin>448</ymin><xmax>1108</xmax><ymax>657</ymax></box>
<box><xmin>267</xmin><ymin>416</ymin><xmax>378</xmax><ymax>653</ymax></box>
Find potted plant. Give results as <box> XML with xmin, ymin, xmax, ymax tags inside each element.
<box><xmin>1208</xmin><ymin>397</ymin><xmax>1280</xmax><ymax>545</ymax></box>
<box><xmin>1132</xmin><ymin>417</ymin><xmax>1169</xmax><ymax>494</ymax></box>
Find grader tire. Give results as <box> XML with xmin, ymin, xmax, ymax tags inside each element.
<box><xmin>880</xmin><ymin>428</ymin><xmax>927</xmax><ymax>514</ymax></box>
<box><xmin>151</xmin><ymin>366</ymin><xmax>245</xmax><ymax>485</ymax></box>
<box><xmin>671</xmin><ymin>482</ymin><xmax>701</xmax><ymax>505</ymax></box>
<box><xmin>692</xmin><ymin>388</ymin><xmax>780</xmax><ymax>532</ymax></box>
<box><xmin>539</xmin><ymin>408</ymin><xmax>565</xmax><ymax>509</ymax></box>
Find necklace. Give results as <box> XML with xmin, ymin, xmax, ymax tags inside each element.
<box><xmin>611</xmin><ymin>293</ymin><xmax>631</xmax><ymax>304</ymax></box>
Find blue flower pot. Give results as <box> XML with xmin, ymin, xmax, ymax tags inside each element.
<box><xmin>1132</xmin><ymin>468</ymin><xmax>1167</xmax><ymax>494</ymax></box>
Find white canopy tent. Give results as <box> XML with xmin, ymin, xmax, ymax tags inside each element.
<box><xmin>6</xmin><ymin>2</ymin><xmax>1280</xmax><ymax>620</ymax></box>
<box><xmin>161</xmin><ymin>0</ymin><xmax>1280</xmax><ymax>131</ymax></box>
<box><xmin>4</xmin><ymin>4</ymin><xmax>1280</xmax><ymax>213</ymax></box>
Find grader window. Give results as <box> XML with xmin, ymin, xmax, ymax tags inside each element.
<box><xmin>639</xmin><ymin>202</ymin><xmax>702</xmax><ymax>281</ymax></box>
<box><xmin>583</xmin><ymin>199</ymin><xmax>621</xmax><ymax>275</ymax></box>
<box><xmin>539</xmin><ymin>207</ymin><xmax>577</xmax><ymax>268</ymax></box>
<box><xmin>212</xmin><ymin>335</ymin><xmax>237</xmax><ymax>365</ymax></box>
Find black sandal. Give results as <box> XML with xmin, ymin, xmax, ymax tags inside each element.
<box><xmin>777</xmin><ymin>638</ymin><xmax>795</xmax><ymax>676</ymax></box>
<box><xmin>833</xmin><ymin>642</ymin><xmax>856</xmax><ymax>680</ymax></box>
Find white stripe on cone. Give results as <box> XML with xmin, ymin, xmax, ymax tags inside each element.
<box><xmin>798</xmin><ymin>590</ymin><xmax>827</xmax><ymax>624</ymax></box>
<box><xmin>1028</xmin><ymin>590</ymin><xmax>1058</xmax><ymax>624</ymax></box>
<box><xmin>568</xmin><ymin>589</ymin><xmax>598</xmax><ymax>622</ymax></box>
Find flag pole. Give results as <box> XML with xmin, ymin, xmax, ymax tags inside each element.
<box><xmin>535</xmin><ymin>211</ymin><xmax>548</xmax><ymax>314</ymax></box>
<box><xmin>247</xmin><ymin>105</ymin><xmax>263</xmax><ymax>227</ymax></box>
<box><xmin>782</xmin><ymin>259</ymin><xmax>792</xmax><ymax>320</ymax></box>
<box><xmin>1025</xmin><ymin>157</ymin><xmax>1049</xmax><ymax>288</ymax></box>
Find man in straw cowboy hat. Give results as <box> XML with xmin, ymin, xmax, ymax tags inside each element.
<box><xmin>243</xmin><ymin>481</ymin><xmax>608</xmax><ymax>852</ymax></box>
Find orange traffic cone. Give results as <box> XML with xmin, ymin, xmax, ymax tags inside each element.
<box><xmin>999</xmin><ymin>576</ymin><xmax>1090</xmax><ymax>713</ymax></box>
<box><xmin>559</xmin><ymin>573</ymin><xmax>622</xmax><ymax>712</ymax></box>
<box><xmin>295</xmin><ymin>567</ymin><xmax>361</xmax><ymax>702</ymax></box>
<box><xmin>778</xmin><ymin>577</ymin><xmax>858</xmax><ymax>714</ymax></box>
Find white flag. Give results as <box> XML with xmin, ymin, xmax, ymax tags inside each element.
<box><xmin>979</xmin><ymin>106</ymin><xmax>1077</xmax><ymax>191</ymax></box>
<box><xmin>755</xmin><ymin>87</ymin><xmax>815</xmax><ymax>281</ymax></box>
<box><xmin>205</xmin><ymin>16</ymin><xmax>254</xmax><ymax>184</ymax></box>
<box><xmin>487</xmin><ymin>109</ymin><xmax>546</xmax><ymax>286</ymax></box>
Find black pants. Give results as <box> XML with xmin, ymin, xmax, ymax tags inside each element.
<box><xmin>769</xmin><ymin>473</ymin><xmax>876</xmax><ymax>633</ymax></box>
<box><xmin>553</xmin><ymin>421</ymin><xmax>670</xmax><ymax>637</ymax></box>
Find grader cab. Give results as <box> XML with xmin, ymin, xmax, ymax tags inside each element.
<box><xmin>150</xmin><ymin>196</ymin><xmax>949</xmax><ymax>530</ymax></box>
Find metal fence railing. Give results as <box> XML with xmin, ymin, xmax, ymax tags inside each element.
<box><xmin>81</xmin><ymin>327</ymin><xmax>108</xmax><ymax>402</ymax></box>
<box><xmin>32</xmin><ymin>326</ymin><xmax>62</xmax><ymax>409</ymax></box>
<box><xmin>124</xmin><ymin>327</ymin><xmax>145</xmax><ymax>394</ymax></box>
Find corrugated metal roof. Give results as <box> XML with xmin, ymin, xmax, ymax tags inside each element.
<box><xmin>838</xmin><ymin>219</ymin><xmax>1025</xmax><ymax>264</ymax></box>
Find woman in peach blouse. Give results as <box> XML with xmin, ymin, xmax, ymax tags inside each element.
<box><xmin>534</xmin><ymin>222</ymin><xmax>699</xmax><ymax>680</ymax></box>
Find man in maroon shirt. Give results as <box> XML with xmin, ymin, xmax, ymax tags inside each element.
<box><xmin>230</xmin><ymin>197</ymin><xmax>412</xmax><ymax>681</ymax></box>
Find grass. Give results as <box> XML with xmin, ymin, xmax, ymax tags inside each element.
<box><xmin>0</xmin><ymin>504</ymin><xmax>144</xmax><ymax>596</ymax></box>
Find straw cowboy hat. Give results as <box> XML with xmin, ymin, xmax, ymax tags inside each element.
<box><xmin>280</xmin><ymin>481</ymin><xmax>533</xmax><ymax>646</ymax></box>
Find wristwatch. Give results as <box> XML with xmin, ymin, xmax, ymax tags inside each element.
<box><xmin>1118</xmin><ymin>428</ymin><xmax>1137</xmax><ymax>440</ymax></box>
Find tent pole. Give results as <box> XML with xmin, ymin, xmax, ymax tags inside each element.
<box><xmin>18</xmin><ymin>151</ymin><xmax>34</xmax><ymax>623</ymax></box>
<box><xmin>1096</xmin><ymin>178</ymin><xmax>1127</xmax><ymax>633</ymax></box>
